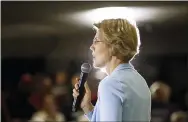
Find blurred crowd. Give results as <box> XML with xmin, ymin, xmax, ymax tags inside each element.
<box><xmin>2</xmin><ymin>71</ymin><xmax>188</xmax><ymax>122</ymax></box>
<box><xmin>2</xmin><ymin>71</ymin><xmax>97</xmax><ymax>122</ymax></box>
<box><xmin>150</xmin><ymin>81</ymin><xmax>188</xmax><ymax>122</ymax></box>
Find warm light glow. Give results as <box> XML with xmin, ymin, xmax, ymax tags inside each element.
<box><xmin>84</xmin><ymin>7</ymin><xmax>137</xmax><ymax>26</ymax></box>
<box><xmin>60</xmin><ymin>6</ymin><xmax>187</xmax><ymax>27</ymax></box>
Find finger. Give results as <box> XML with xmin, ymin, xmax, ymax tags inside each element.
<box><xmin>72</xmin><ymin>93</ymin><xmax>79</xmax><ymax>98</ymax></box>
<box><xmin>73</xmin><ymin>89</ymin><xmax>79</xmax><ymax>94</ymax></box>
<box><xmin>76</xmin><ymin>78</ymin><xmax>80</xmax><ymax>84</ymax></box>
<box><xmin>73</xmin><ymin>89</ymin><xmax>79</xmax><ymax>96</ymax></box>
<box><xmin>75</xmin><ymin>83</ymin><xmax>79</xmax><ymax>90</ymax></box>
<box><xmin>76</xmin><ymin>78</ymin><xmax>80</xmax><ymax>81</ymax></box>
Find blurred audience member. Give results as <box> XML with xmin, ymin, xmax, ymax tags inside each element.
<box><xmin>150</xmin><ymin>81</ymin><xmax>171</xmax><ymax>102</ymax></box>
<box><xmin>53</xmin><ymin>71</ymin><xmax>68</xmax><ymax>96</ymax></box>
<box><xmin>55</xmin><ymin>71</ymin><xmax>67</xmax><ymax>84</ymax></box>
<box><xmin>42</xmin><ymin>75</ymin><xmax>53</xmax><ymax>91</ymax></box>
<box><xmin>171</xmin><ymin>111</ymin><xmax>188</xmax><ymax>122</ymax></box>
<box><xmin>52</xmin><ymin>71</ymin><xmax>72</xmax><ymax>121</ymax></box>
<box><xmin>30</xmin><ymin>92</ymin><xmax>65</xmax><ymax>122</ymax></box>
<box><xmin>18</xmin><ymin>73</ymin><xmax>33</xmax><ymax>94</ymax></box>
<box><xmin>6</xmin><ymin>87</ymin><xmax>36</xmax><ymax>121</ymax></box>
<box><xmin>29</xmin><ymin>74</ymin><xmax>53</xmax><ymax>110</ymax></box>
<box><xmin>150</xmin><ymin>81</ymin><xmax>179</xmax><ymax>122</ymax></box>
<box><xmin>5</xmin><ymin>74</ymin><xmax>36</xmax><ymax>121</ymax></box>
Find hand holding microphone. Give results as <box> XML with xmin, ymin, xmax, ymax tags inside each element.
<box><xmin>72</xmin><ymin>79</ymin><xmax>93</xmax><ymax>111</ymax></box>
<box><xmin>72</xmin><ymin>63</ymin><xmax>93</xmax><ymax>113</ymax></box>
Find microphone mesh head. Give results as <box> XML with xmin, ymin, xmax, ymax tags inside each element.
<box><xmin>81</xmin><ymin>63</ymin><xmax>92</xmax><ymax>73</ymax></box>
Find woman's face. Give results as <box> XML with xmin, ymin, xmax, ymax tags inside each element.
<box><xmin>90</xmin><ymin>30</ymin><xmax>111</xmax><ymax>68</ymax></box>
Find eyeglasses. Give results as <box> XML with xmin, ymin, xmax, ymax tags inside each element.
<box><xmin>92</xmin><ymin>40</ymin><xmax>104</xmax><ymax>45</ymax></box>
<box><xmin>92</xmin><ymin>37</ymin><xmax>104</xmax><ymax>45</ymax></box>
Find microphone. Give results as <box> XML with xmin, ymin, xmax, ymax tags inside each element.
<box><xmin>72</xmin><ymin>63</ymin><xmax>92</xmax><ymax>112</ymax></box>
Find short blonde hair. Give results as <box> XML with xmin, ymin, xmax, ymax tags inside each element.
<box><xmin>93</xmin><ymin>18</ymin><xmax>140</xmax><ymax>62</ymax></box>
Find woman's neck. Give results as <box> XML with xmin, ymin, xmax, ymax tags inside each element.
<box><xmin>105</xmin><ymin>57</ymin><xmax>124</xmax><ymax>75</ymax></box>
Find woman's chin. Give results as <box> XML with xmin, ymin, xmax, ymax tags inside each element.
<box><xmin>93</xmin><ymin>61</ymin><xmax>103</xmax><ymax>69</ymax></box>
<box><xmin>92</xmin><ymin>61</ymin><xmax>98</xmax><ymax>68</ymax></box>
<box><xmin>92</xmin><ymin>62</ymin><xmax>97</xmax><ymax>68</ymax></box>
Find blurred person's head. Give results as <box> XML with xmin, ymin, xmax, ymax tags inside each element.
<box><xmin>150</xmin><ymin>81</ymin><xmax>171</xmax><ymax>103</ymax></box>
<box><xmin>40</xmin><ymin>76</ymin><xmax>52</xmax><ymax>93</ymax></box>
<box><xmin>171</xmin><ymin>111</ymin><xmax>188</xmax><ymax>122</ymax></box>
<box><xmin>90</xmin><ymin>18</ymin><xmax>140</xmax><ymax>74</ymax></box>
<box><xmin>33</xmin><ymin>74</ymin><xmax>52</xmax><ymax>93</ymax></box>
<box><xmin>43</xmin><ymin>76</ymin><xmax>52</xmax><ymax>87</ymax></box>
<box><xmin>42</xmin><ymin>92</ymin><xmax>57</xmax><ymax>113</ymax></box>
<box><xmin>55</xmin><ymin>71</ymin><xmax>68</xmax><ymax>85</ymax></box>
<box><xmin>20</xmin><ymin>73</ymin><xmax>32</xmax><ymax>83</ymax></box>
<box><xmin>18</xmin><ymin>73</ymin><xmax>33</xmax><ymax>93</ymax></box>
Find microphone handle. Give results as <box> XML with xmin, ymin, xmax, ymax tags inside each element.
<box><xmin>72</xmin><ymin>72</ymin><xmax>88</xmax><ymax>112</ymax></box>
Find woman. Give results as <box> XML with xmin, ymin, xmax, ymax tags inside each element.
<box><xmin>73</xmin><ymin>18</ymin><xmax>151</xmax><ymax>121</ymax></box>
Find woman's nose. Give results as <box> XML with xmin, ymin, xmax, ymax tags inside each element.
<box><xmin>90</xmin><ymin>43</ymin><xmax>94</xmax><ymax>51</ymax></box>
